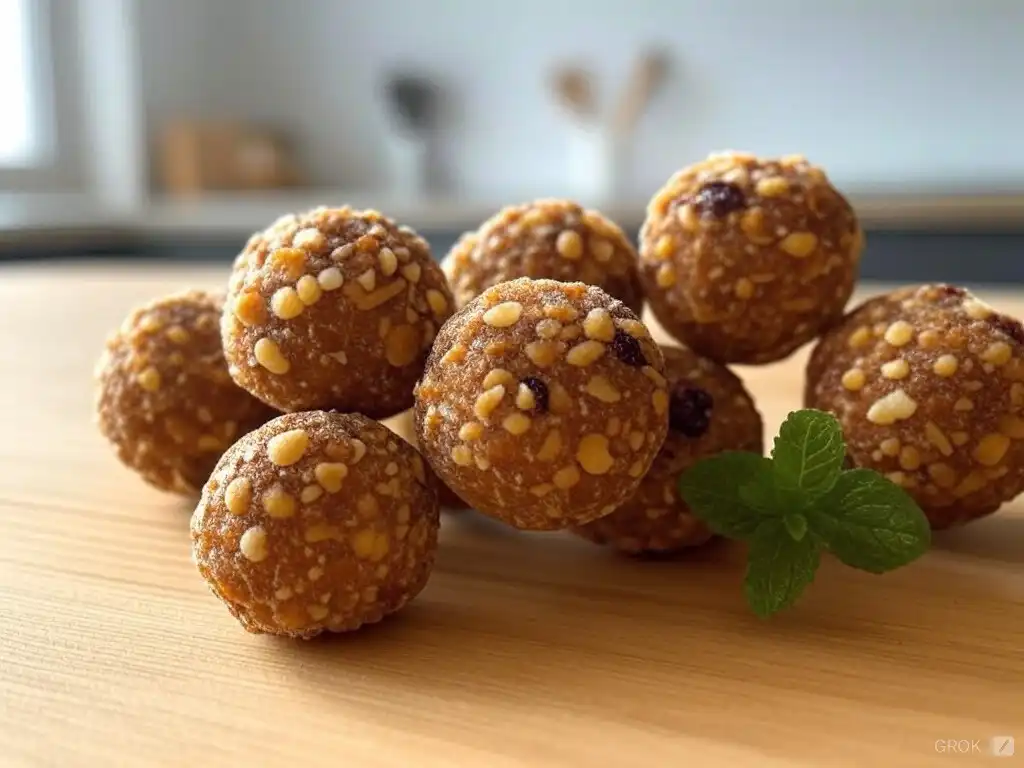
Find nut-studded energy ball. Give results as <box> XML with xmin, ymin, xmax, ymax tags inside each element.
<box><xmin>384</xmin><ymin>409</ymin><xmax>470</xmax><ymax>510</ymax></box>
<box><xmin>191</xmin><ymin>411</ymin><xmax>440</xmax><ymax>638</ymax></box>
<box><xmin>414</xmin><ymin>277</ymin><xmax>669</xmax><ymax>530</ymax></box>
<box><xmin>444</xmin><ymin>199</ymin><xmax>644</xmax><ymax>313</ymax></box>
<box><xmin>222</xmin><ymin>206</ymin><xmax>454</xmax><ymax>416</ymax></box>
<box><xmin>639</xmin><ymin>151</ymin><xmax>863</xmax><ymax>364</ymax></box>
<box><xmin>806</xmin><ymin>284</ymin><xmax>1024</xmax><ymax>528</ymax></box>
<box><xmin>95</xmin><ymin>290</ymin><xmax>276</xmax><ymax>495</ymax></box>
<box><xmin>574</xmin><ymin>345</ymin><xmax>763</xmax><ymax>554</ymax></box>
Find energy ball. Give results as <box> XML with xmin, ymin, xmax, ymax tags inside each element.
<box><xmin>414</xmin><ymin>277</ymin><xmax>669</xmax><ymax>530</ymax></box>
<box><xmin>574</xmin><ymin>345</ymin><xmax>763</xmax><ymax>553</ymax></box>
<box><xmin>639</xmin><ymin>151</ymin><xmax>863</xmax><ymax>364</ymax></box>
<box><xmin>222</xmin><ymin>206</ymin><xmax>454</xmax><ymax>416</ymax></box>
<box><xmin>384</xmin><ymin>409</ymin><xmax>470</xmax><ymax>510</ymax></box>
<box><xmin>444</xmin><ymin>199</ymin><xmax>644</xmax><ymax>313</ymax></box>
<box><xmin>191</xmin><ymin>411</ymin><xmax>440</xmax><ymax>638</ymax></box>
<box><xmin>94</xmin><ymin>290</ymin><xmax>276</xmax><ymax>495</ymax></box>
<box><xmin>806</xmin><ymin>284</ymin><xmax>1024</xmax><ymax>528</ymax></box>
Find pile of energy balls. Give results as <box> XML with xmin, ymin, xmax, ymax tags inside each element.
<box><xmin>94</xmin><ymin>151</ymin><xmax>1024</xmax><ymax>638</ymax></box>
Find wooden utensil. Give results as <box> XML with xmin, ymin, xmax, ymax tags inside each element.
<box><xmin>612</xmin><ymin>50</ymin><xmax>670</xmax><ymax>138</ymax></box>
<box><xmin>551</xmin><ymin>65</ymin><xmax>598</xmax><ymax>123</ymax></box>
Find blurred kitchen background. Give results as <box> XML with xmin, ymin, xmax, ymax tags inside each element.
<box><xmin>2</xmin><ymin>0</ymin><xmax>1023</xmax><ymax>282</ymax></box>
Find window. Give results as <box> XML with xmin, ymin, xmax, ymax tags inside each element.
<box><xmin>0</xmin><ymin>0</ymin><xmax>43</xmax><ymax>168</ymax></box>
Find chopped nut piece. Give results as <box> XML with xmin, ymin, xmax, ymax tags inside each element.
<box><xmin>780</xmin><ymin>232</ymin><xmax>818</xmax><ymax>258</ymax></box>
<box><xmin>474</xmin><ymin>385</ymin><xmax>506</xmax><ymax>420</ymax></box>
<box><xmin>224</xmin><ymin>477</ymin><xmax>252</xmax><ymax>516</ymax></box>
<box><xmin>502</xmin><ymin>413</ymin><xmax>532</xmax><ymax>435</ymax></box>
<box><xmin>884</xmin><ymin>321</ymin><xmax>914</xmax><ymax>347</ymax></box>
<box><xmin>974</xmin><ymin>433</ymin><xmax>1010</xmax><ymax>466</ymax></box>
<box><xmin>866</xmin><ymin>389</ymin><xmax>917</xmax><ymax>425</ymax></box>
<box><xmin>296</xmin><ymin>275</ymin><xmax>322</xmax><ymax>306</ymax></box>
<box><xmin>925</xmin><ymin>421</ymin><xmax>954</xmax><ymax>456</ymax></box>
<box><xmin>315</xmin><ymin>462</ymin><xmax>348</xmax><ymax>492</ymax></box>
<box><xmin>267</xmin><ymin>429</ymin><xmax>309</xmax><ymax>466</ymax></box>
<box><xmin>483</xmin><ymin>301</ymin><xmax>523</xmax><ymax>327</ymax></box>
<box><xmin>254</xmin><ymin>338</ymin><xmax>290</xmax><ymax>374</ymax></box>
<box><xmin>566</xmin><ymin>340</ymin><xmax>606</xmax><ymax>367</ymax></box>
<box><xmin>585</xmin><ymin>375</ymin><xmax>621</xmax><ymax>403</ymax></box>
<box><xmin>841</xmin><ymin>368</ymin><xmax>865</xmax><ymax>390</ymax></box>
<box><xmin>933</xmin><ymin>355</ymin><xmax>958</xmax><ymax>377</ymax></box>
<box><xmin>137</xmin><ymin>367</ymin><xmax>161</xmax><ymax>392</ymax></box>
<box><xmin>555</xmin><ymin>229</ymin><xmax>584</xmax><ymax>260</ymax></box>
<box><xmin>881</xmin><ymin>359</ymin><xmax>910</xmax><ymax>380</ymax></box>
<box><xmin>271</xmin><ymin>287</ymin><xmax>304</xmax><ymax>319</ymax></box>
<box><xmin>239</xmin><ymin>526</ymin><xmax>268</xmax><ymax>562</ymax></box>
<box><xmin>577</xmin><ymin>434</ymin><xmax>614</xmax><ymax>475</ymax></box>
<box><xmin>263</xmin><ymin>485</ymin><xmax>297</xmax><ymax>519</ymax></box>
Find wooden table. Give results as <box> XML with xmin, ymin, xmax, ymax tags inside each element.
<box><xmin>1</xmin><ymin>262</ymin><xmax>1021</xmax><ymax>767</ymax></box>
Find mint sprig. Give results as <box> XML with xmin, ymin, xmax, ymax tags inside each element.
<box><xmin>679</xmin><ymin>409</ymin><xmax>931</xmax><ymax>618</ymax></box>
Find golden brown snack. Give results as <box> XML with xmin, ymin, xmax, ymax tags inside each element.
<box><xmin>639</xmin><ymin>151</ymin><xmax>863</xmax><ymax>364</ymax></box>
<box><xmin>191</xmin><ymin>411</ymin><xmax>439</xmax><ymax>638</ymax></box>
<box><xmin>383</xmin><ymin>409</ymin><xmax>470</xmax><ymax>510</ymax></box>
<box><xmin>94</xmin><ymin>290</ymin><xmax>276</xmax><ymax>495</ymax></box>
<box><xmin>222</xmin><ymin>206</ymin><xmax>454</xmax><ymax>416</ymax></box>
<box><xmin>444</xmin><ymin>199</ymin><xmax>644</xmax><ymax>313</ymax></box>
<box><xmin>806</xmin><ymin>284</ymin><xmax>1024</xmax><ymax>528</ymax></box>
<box><xmin>414</xmin><ymin>277</ymin><xmax>668</xmax><ymax>530</ymax></box>
<box><xmin>574</xmin><ymin>345</ymin><xmax>763</xmax><ymax>553</ymax></box>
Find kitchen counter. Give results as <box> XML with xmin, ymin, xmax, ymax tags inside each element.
<box><xmin>0</xmin><ymin>262</ymin><xmax>1021</xmax><ymax>767</ymax></box>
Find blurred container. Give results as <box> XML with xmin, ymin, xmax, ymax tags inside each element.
<box><xmin>156</xmin><ymin>120</ymin><xmax>302</xmax><ymax>196</ymax></box>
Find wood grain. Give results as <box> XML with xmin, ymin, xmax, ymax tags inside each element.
<box><xmin>0</xmin><ymin>262</ymin><xmax>1021</xmax><ymax>768</ymax></box>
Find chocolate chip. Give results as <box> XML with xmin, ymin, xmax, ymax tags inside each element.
<box><xmin>520</xmin><ymin>377</ymin><xmax>549</xmax><ymax>413</ymax></box>
<box><xmin>989</xmin><ymin>314</ymin><xmax>1024</xmax><ymax>346</ymax></box>
<box><xmin>694</xmin><ymin>182</ymin><xmax>746</xmax><ymax>218</ymax></box>
<box><xmin>611</xmin><ymin>329</ymin><xmax>647</xmax><ymax>367</ymax></box>
<box><xmin>669</xmin><ymin>384</ymin><xmax>714</xmax><ymax>438</ymax></box>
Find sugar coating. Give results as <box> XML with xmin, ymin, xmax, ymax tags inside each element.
<box><xmin>94</xmin><ymin>290</ymin><xmax>276</xmax><ymax>495</ymax></box>
<box><xmin>574</xmin><ymin>345</ymin><xmax>763</xmax><ymax>554</ymax></box>
<box><xmin>443</xmin><ymin>199</ymin><xmax>644</xmax><ymax>313</ymax></box>
<box><xmin>414</xmin><ymin>277</ymin><xmax>669</xmax><ymax>530</ymax></box>
<box><xmin>191</xmin><ymin>411</ymin><xmax>439</xmax><ymax>638</ymax></box>
<box><xmin>639</xmin><ymin>151</ymin><xmax>863</xmax><ymax>364</ymax></box>
<box><xmin>383</xmin><ymin>409</ymin><xmax>470</xmax><ymax>510</ymax></box>
<box><xmin>806</xmin><ymin>284</ymin><xmax>1024</xmax><ymax>529</ymax></box>
<box><xmin>222</xmin><ymin>206</ymin><xmax>454</xmax><ymax>417</ymax></box>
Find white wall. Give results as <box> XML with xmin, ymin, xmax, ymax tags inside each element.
<box><xmin>137</xmin><ymin>0</ymin><xmax>1024</xmax><ymax>200</ymax></box>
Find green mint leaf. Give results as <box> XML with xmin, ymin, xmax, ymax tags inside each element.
<box><xmin>744</xmin><ymin>520</ymin><xmax>821</xmax><ymax>618</ymax></box>
<box><xmin>810</xmin><ymin>468</ymin><xmax>931</xmax><ymax>573</ymax></box>
<box><xmin>783</xmin><ymin>513</ymin><xmax>808</xmax><ymax>541</ymax></box>
<box><xmin>678</xmin><ymin>452</ymin><xmax>774</xmax><ymax>540</ymax></box>
<box><xmin>771</xmin><ymin>409</ymin><xmax>846</xmax><ymax>501</ymax></box>
<box><xmin>737</xmin><ymin>466</ymin><xmax>781</xmax><ymax>517</ymax></box>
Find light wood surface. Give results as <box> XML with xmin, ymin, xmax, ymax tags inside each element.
<box><xmin>1</xmin><ymin>262</ymin><xmax>1021</xmax><ymax>768</ymax></box>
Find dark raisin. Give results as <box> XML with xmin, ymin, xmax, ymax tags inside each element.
<box><xmin>520</xmin><ymin>377</ymin><xmax>549</xmax><ymax>413</ymax></box>
<box><xmin>694</xmin><ymin>182</ymin><xmax>746</xmax><ymax>218</ymax></box>
<box><xmin>610</xmin><ymin>329</ymin><xmax>647</xmax><ymax>367</ymax></box>
<box><xmin>989</xmin><ymin>314</ymin><xmax>1024</xmax><ymax>346</ymax></box>
<box><xmin>668</xmin><ymin>384</ymin><xmax>714</xmax><ymax>438</ymax></box>
<box><xmin>934</xmin><ymin>284</ymin><xmax>967</xmax><ymax>299</ymax></box>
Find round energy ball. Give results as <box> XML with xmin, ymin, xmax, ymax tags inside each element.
<box><xmin>191</xmin><ymin>411</ymin><xmax>440</xmax><ymax>638</ymax></box>
<box><xmin>639</xmin><ymin>151</ymin><xmax>863</xmax><ymax>364</ymax></box>
<box><xmin>94</xmin><ymin>290</ymin><xmax>276</xmax><ymax>495</ymax></box>
<box><xmin>222</xmin><ymin>206</ymin><xmax>454</xmax><ymax>416</ymax></box>
<box><xmin>444</xmin><ymin>199</ymin><xmax>644</xmax><ymax>313</ymax></box>
<box><xmin>414</xmin><ymin>277</ymin><xmax>669</xmax><ymax>530</ymax></box>
<box><xmin>806</xmin><ymin>284</ymin><xmax>1024</xmax><ymax>528</ymax></box>
<box><xmin>574</xmin><ymin>345</ymin><xmax>763</xmax><ymax>553</ymax></box>
<box><xmin>383</xmin><ymin>409</ymin><xmax>470</xmax><ymax>510</ymax></box>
